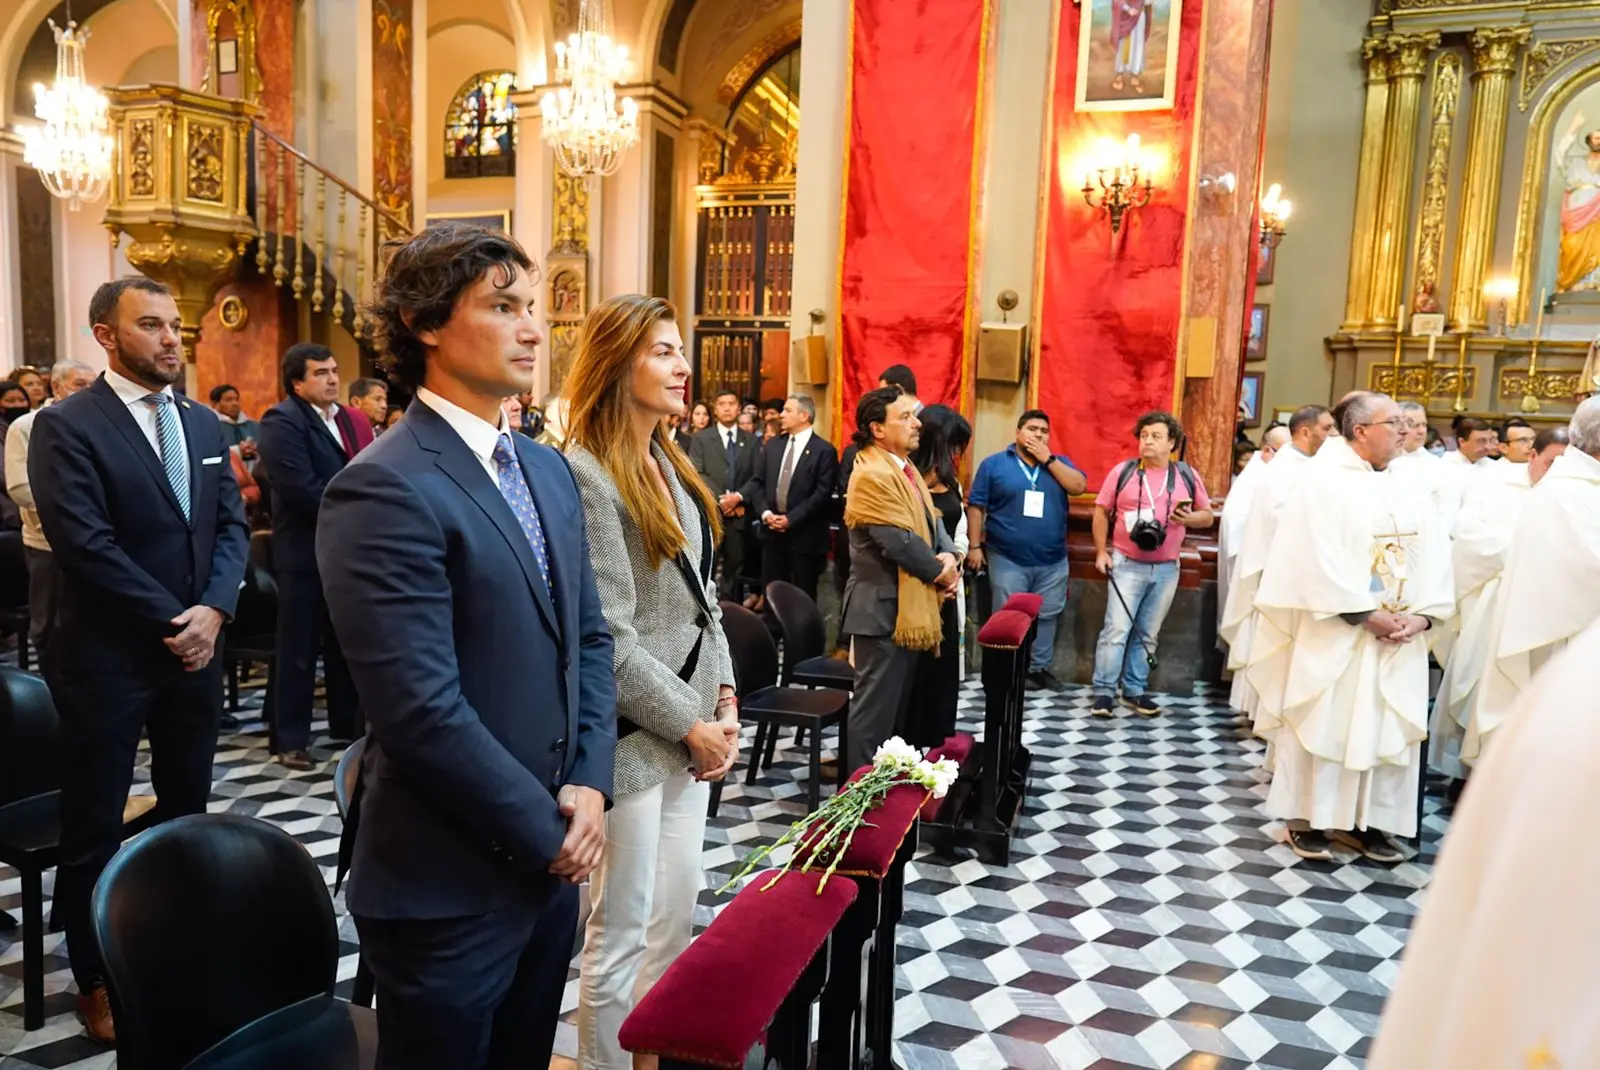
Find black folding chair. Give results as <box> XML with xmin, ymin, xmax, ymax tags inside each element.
<box><xmin>720</xmin><ymin>601</ymin><xmax>849</xmax><ymax>813</ymax></box>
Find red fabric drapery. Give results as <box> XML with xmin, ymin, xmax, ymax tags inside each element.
<box><xmin>834</xmin><ymin>0</ymin><xmax>991</xmax><ymax>435</ymax></box>
<box><xmin>1032</xmin><ymin>0</ymin><xmax>1205</xmax><ymax>488</ymax></box>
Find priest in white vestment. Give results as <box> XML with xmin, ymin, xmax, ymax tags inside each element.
<box><xmin>1253</xmin><ymin>393</ymin><xmax>1452</xmax><ymax>862</ymax></box>
<box><xmin>1429</xmin><ymin>427</ymin><xmax>1568</xmax><ymax>778</ymax></box>
<box><xmin>1434</xmin><ymin>415</ymin><xmax>1496</xmax><ymax>531</ymax></box>
<box><xmin>1387</xmin><ymin>401</ymin><xmax>1446</xmax><ymax>520</ymax></box>
<box><xmin>1369</xmin><ymin>617</ymin><xmax>1600</xmax><ymax>1070</ymax></box>
<box><xmin>1462</xmin><ymin>399</ymin><xmax>1600</xmax><ymax>764</ymax></box>
<box><xmin>1216</xmin><ymin>425</ymin><xmax>1287</xmax><ymax>635</ymax></box>
<box><xmin>1219</xmin><ymin>407</ymin><xmax>1335</xmax><ymax>720</ymax></box>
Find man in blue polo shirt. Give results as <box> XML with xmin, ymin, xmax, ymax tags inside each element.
<box><xmin>966</xmin><ymin>409</ymin><xmax>1087</xmax><ymax>689</ymax></box>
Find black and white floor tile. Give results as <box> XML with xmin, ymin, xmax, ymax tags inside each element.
<box><xmin>1</xmin><ymin>671</ymin><xmax>1448</xmax><ymax>1069</ymax></box>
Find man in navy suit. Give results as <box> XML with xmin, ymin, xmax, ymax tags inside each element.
<box><xmin>257</xmin><ymin>343</ymin><xmax>370</xmax><ymax>769</ymax></box>
<box><xmin>318</xmin><ymin>221</ymin><xmax>616</xmax><ymax>1069</ymax></box>
<box><xmin>749</xmin><ymin>394</ymin><xmax>839</xmax><ymax>601</ymax></box>
<box><xmin>30</xmin><ymin>277</ymin><xmax>249</xmax><ymax>1044</ymax></box>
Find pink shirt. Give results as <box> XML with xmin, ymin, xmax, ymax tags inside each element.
<box><xmin>1095</xmin><ymin>460</ymin><xmax>1211</xmax><ymax>563</ymax></box>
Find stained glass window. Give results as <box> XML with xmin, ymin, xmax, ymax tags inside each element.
<box><xmin>444</xmin><ymin>70</ymin><xmax>517</xmax><ymax>178</ymax></box>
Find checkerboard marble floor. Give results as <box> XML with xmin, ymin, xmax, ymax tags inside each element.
<box><xmin>1</xmin><ymin>671</ymin><xmax>1448</xmax><ymax>1069</ymax></box>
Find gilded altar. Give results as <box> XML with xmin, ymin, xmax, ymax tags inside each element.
<box><xmin>1330</xmin><ymin>0</ymin><xmax>1600</xmax><ymax>424</ymax></box>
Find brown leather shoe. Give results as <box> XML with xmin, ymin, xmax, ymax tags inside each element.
<box><xmin>77</xmin><ymin>983</ymin><xmax>115</xmax><ymax>1045</ymax></box>
<box><xmin>274</xmin><ymin>749</ymin><xmax>316</xmax><ymax>772</ymax></box>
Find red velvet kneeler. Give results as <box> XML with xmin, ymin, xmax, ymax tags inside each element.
<box><xmin>1000</xmin><ymin>591</ymin><xmax>1043</xmax><ymax>620</ymax></box>
<box><xmin>921</xmin><ymin>733</ymin><xmax>976</xmax><ymax>822</ymax></box>
<box><xmin>619</xmin><ymin>870</ymin><xmax>856</xmax><ymax>1068</ymax></box>
<box><xmin>977</xmin><ymin>608</ymin><xmax>1032</xmax><ymax>650</ymax></box>
<box><xmin>792</xmin><ymin>778</ymin><xmax>929</xmax><ymax>878</ymax></box>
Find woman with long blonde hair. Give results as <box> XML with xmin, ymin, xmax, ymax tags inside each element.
<box><xmin>563</xmin><ymin>294</ymin><xmax>739</xmax><ymax>1070</ymax></box>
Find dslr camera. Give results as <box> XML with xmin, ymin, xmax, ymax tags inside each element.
<box><xmin>1128</xmin><ymin>516</ymin><xmax>1166</xmax><ymax>553</ymax></box>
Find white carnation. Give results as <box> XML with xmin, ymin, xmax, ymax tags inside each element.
<box><xmin>872</xmin><ymin>736</ymin><xmax>920</xmax><ymax>770</ymax></box>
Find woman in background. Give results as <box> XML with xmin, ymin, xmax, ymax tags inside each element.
<box><xmin>564</xmin><ymin>294</ymin><xmax>739</xmax><ymax>1070</ymax></box>
<box><xmin>904</xmin><ymin>404</ymin><xmax>972</xmax><ymax>749</ymax></box>
<box><xmin>11</xmin><ymin>368</ymin><xmax>45</xmax><ymax>409</ymax></box>
<box><xmin>689</xmin><ymin>400</ymin><xmax>712</xmax><ymax>434</ymax></box>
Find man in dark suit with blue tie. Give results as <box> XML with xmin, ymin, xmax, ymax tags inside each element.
<box><xmin>749</xmin><ymin>393</ymin><xmax>838</xmax><ymax>601</ymax></box>
<box><xmin>30</xmin><ymin>277</ymin><xmax>249</xmax><ymax>1044</ymax></box>
<box><xmin>318</xmin><ymin>221</ymin><xmax>616</xmax><ymax>1069</ymax></box>
<box><xmin>257</xmin><ymin>343</ymin><xmax>371</xmax><ymax>770</ymax></box>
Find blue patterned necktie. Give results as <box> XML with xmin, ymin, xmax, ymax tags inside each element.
<box><xmin>144</xmin><ymin>393</ymin><xmax>191</xmax><ymax>522</ymax></box>
<box><xmin>491</xmin><ymin>435</ymin><xmax>552</xmax><ymax>598</ymax></box>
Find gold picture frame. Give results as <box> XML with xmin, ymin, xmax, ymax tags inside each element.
<box><xmin>1074</xmin><ymin>0</ymin><xmax>1183</xmax><ymax>113</ymax></box>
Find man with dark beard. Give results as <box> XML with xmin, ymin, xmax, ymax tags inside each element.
<box><xmin>29</xmin><ymin>278</ymin><xmax>248</xmax><ymax>1044</ymax></box>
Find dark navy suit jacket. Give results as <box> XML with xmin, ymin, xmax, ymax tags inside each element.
<box><xmin>257</xmin><ymin>396</ymin><xmax>369</xmax><ymax>574</ymax></box>
<box><xmin>316</xmin><ymin>398</ymin><xmax>616</xmax><ymax>919</ymax></box>
<box><xmin>29</xmin><ymin>376</ymin><xmax>249</xmax><ymax>674</ymax></box>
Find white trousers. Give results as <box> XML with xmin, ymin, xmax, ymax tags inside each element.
<box><xmin>578</xmin><ymin>772</ymin><xmax>709</xmax><ymax>1070</ymax></box>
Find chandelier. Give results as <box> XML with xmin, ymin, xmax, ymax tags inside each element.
<box><xmin>21</xmin><ymin>19</ymin><xmax>113</xmax><ymax>211</ymax></box>
<box><xmin>539</xmin><ymin>0</ymin><xmax>639</xmax><ymax>178</ymax></box>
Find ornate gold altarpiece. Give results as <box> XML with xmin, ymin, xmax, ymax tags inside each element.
<box><xmin>1330</xmin><ymin>0</ymin><xmax>1600</xmax><ymax>426</ymax></box>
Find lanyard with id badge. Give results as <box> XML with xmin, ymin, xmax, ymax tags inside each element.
<box><xmin>1017</xmin><ymin>456</ymin><xmax>1047</xmax><ymax>518</ymax></box>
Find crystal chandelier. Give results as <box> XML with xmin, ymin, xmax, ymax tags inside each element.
<box><xmin>21</xmin><ymin>19</ymin><xmax>113</xmax><ymax>211</ymax></box>
<box><xmin>539</xmin><ymin>0</ymin><xmax>639</xmax><ymax>178</ymax></box>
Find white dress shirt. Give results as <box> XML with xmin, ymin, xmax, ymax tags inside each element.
<box><xmin>762</xmin><ymin>426</ymin><xmax>813</xmax><ymax>520</ymax></box>
<box><xmin>105</xmin><ymin>368</ymin><xmax>189</xmax><ymax>469</ymax></box>
<box><xmin>313</xmin><ymin>401</ymin><xmax>345</xmax><ymax>449</ymax></box>
<box><xmin>715</xmin><ymin>421</ymin><xmax>739</xmax><ymax>453</ymax></box>
<box><xmin>415</xmin><ymin>387</ymin><xmax>510</xmax><ymax>483</ymax></box>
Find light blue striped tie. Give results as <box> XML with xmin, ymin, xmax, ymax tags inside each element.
<box><xmin>144</xmin><ymin>393</ymin><xmax>191</xmax><ymax>523</ymax></box>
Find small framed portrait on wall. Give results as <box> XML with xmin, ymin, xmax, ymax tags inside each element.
<box><xmin>1240</xmin><ymin>371</ymin><xmax>1264</xmax><ymax>428</ymax></box>
<box><xmin>1246</xmin><ymin>303</ymin><xmax>1269</xmax><ymax>361</ymax></box>
<box><xmin>1256</xmin><ymin>241</ymin><xmax>1275</xmax><ymax>286</ymax></box>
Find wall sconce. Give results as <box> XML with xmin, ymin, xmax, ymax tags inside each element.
<box><xmin>1258</xmin><ymin>182</ymin><xmax>1291</xmax><ymax>250</ymax></box>
<box><xmin>1082</xmin><ymin>134</ymin><xmax>1154</xmax><ymax>240</ymax></box>
<box><xmin>1483</xmin><ymin>276</ymin><xmax>1517</xmax><ymax>337</ymax></box>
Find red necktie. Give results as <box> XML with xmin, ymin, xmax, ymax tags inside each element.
<box><xmin>902</xmin><ymin>462</ymin><xmax>919</xmax><ymax>490</ymax></box>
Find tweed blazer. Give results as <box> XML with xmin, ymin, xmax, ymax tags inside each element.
<box><xmin>566</xmin><ymin>442</ymin><xmax>735</xmax><ymax>797</ymax></box>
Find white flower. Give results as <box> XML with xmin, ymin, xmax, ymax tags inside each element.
<box><xmin>872</xmin><ymin>736</ymin><xmax>920</xmax><ymax>770</ymax></box>
<box><xmin>909</xmin><ymin>757</ymin><xmax>960</xmax><ymax>799</ymax></box>
<box><xmin>928</xmin><ymin>757</ymin><xmax>960</xmax><ymax>798</ymax></box>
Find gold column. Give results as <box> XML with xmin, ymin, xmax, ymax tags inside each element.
<box><xmin>1340</xmin><ymin>38</ymin><xmax>1393</xmax><ymax>333</ymax></box>
<box><xmin>1367</xmin><ymin>31</ymin><xmax>1439</xmax><ymax>330</ymax></box>
<box><xmin>1447</xmin><ymin>25</ymin><xmax>1531</xmax><ymax>333</ymax></box>
<box><xmin>1409</xmin><ymin>52</ymin><xmax>1461</xmax><ymax>316</ymax></box>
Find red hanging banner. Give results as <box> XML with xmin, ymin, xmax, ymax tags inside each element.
<box><xmin>1031</xmin><ymin>0</ymin><xmax>1205</xmax><ymax>488</ymax></box>
<box><xmin>833</xmin><ymin>0</ymin><xmax>991</xmax><ymax>434</ymax></box>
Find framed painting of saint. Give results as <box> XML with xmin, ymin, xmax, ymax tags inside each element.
<box><xmin>1256</xmin><ymin>241</ymin><xmax>1275</xmax><ymax>286</ymax></box>
<box><xmin>1240</xmin><ymin>371</ymin><xmax>1263</xmax><ymax>428</ymax></box>
<box><xmin>1548</xmin><ymin>90</ymin><xmax>1600</xmax><ymax>296</ymax></box>
<box><xmin>1246</xmin><ymin>304</ymin><xmax>1269</xmax><ymax>361</ymax></box>
<box><xmin>1074</xmin><ymin>0</ymin><xmax>1183</xmax><ymax>113</ymax></box>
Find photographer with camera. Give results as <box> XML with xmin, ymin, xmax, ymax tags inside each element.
<box><xmin>1090</xmin><ymin>411</ymin><xmax>1213</xmax><ymax>717</ymax></box>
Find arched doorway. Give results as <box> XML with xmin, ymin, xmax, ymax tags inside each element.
<box><xmin>692</xmin><ymin>41</ymin><xmax>798</xmax><ymax>408</ymax></box>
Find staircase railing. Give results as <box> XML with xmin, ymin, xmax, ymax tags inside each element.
<box><xmin>249</xmin><ymin>121</ymin><xmax>414</xmax><ymax>341</ymax></box>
